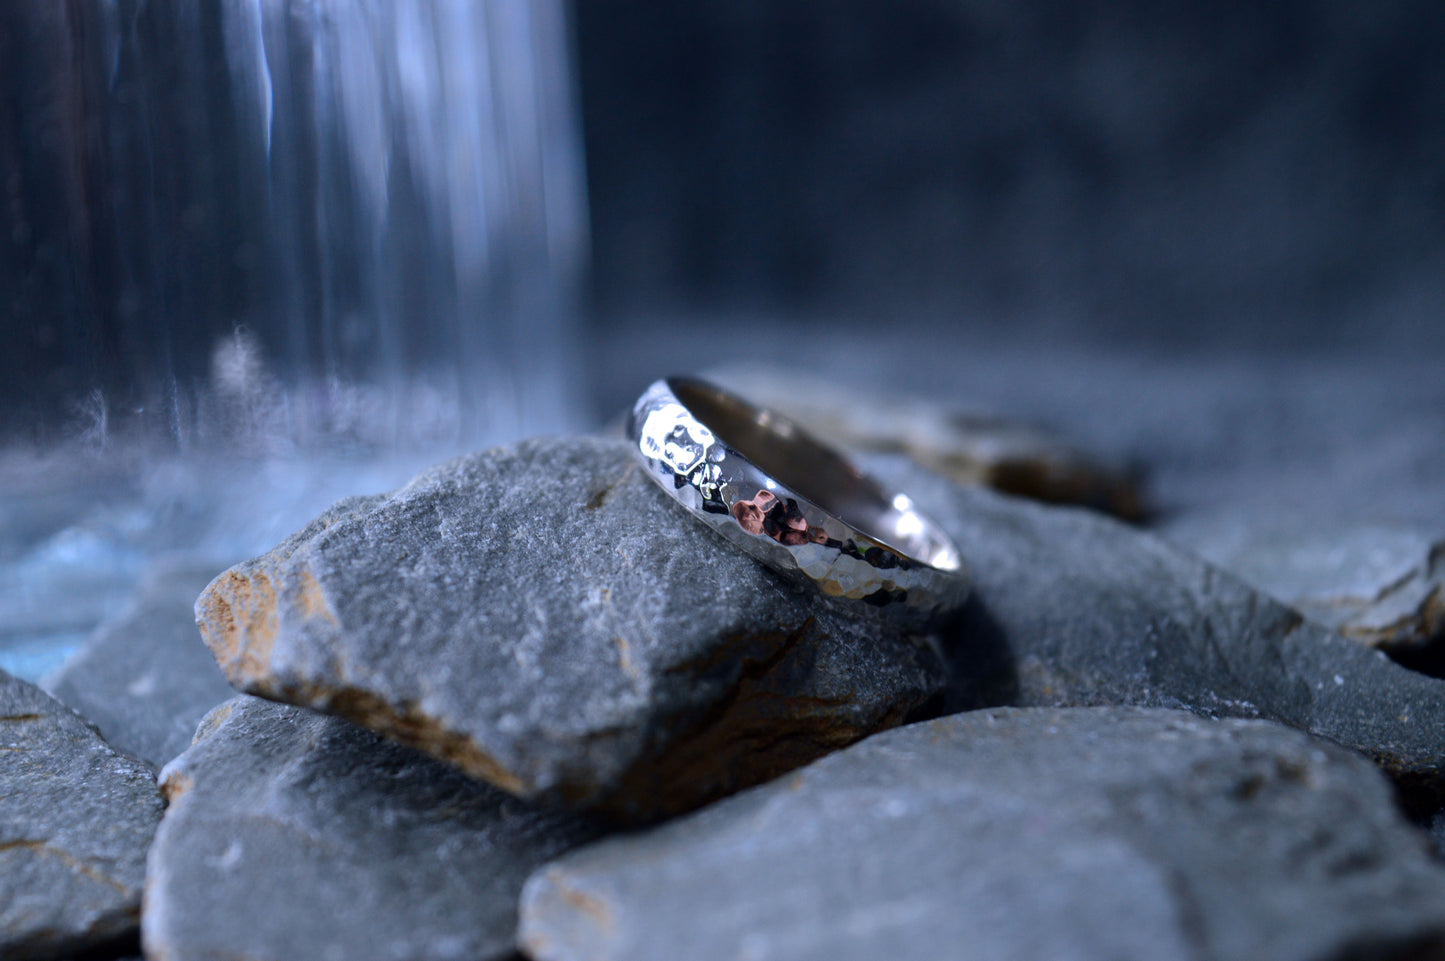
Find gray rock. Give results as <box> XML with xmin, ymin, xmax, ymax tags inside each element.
<box><xmin>143</xmin><ymin>696</ymin><xmax>603</xmax><ymax>961</ymax></box>
<box><xmin>1162</xmin><ymin>519</ymin><xmax>1445</xmax><ymax>658</ymax></box>
<box><xmin>0</xmin><ymin>669</ymin><xmax>163</xmax><ymax>961</ymax></box>
<box><xmin>705</xmin><ymin>365</ymin><xmax>1144</xmax><ymax>519</ymax></box>
<box><xmin>195</xmin><ymin>436</ymin><xmax>945</xmax><ymax>821</ymax></box>
<box><xmin>520</xmin><ymin>707</ymin><xmax>1445</xmax><ymax>961</ymax></box>
<box><xmin>876</xmin><ymin>460</ymin><xmax>1445</xmax><ymax>800</ymax></box>
<box><xmin>45</xmin><ymin>560</ymin><xmax>236</xmax><ymax>767</ymax></box>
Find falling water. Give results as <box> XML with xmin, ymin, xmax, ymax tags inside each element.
<box><xmin>0</xmin><ymin>0</ymin><xmax>589</xmax><ymax>678</ymax></box>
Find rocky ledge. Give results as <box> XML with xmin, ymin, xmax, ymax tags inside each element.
<box><xmin>872</xmin><ymin>458</ymin><xmax>1445</xmax><ymax>807</ymax></box>
<box><xmin>521</xmin><ymin>707</ymin><xmax>1445</xmax><ymax>961</ymax></box>
<box><xmin>0</xmin><ymin>669</ymin><xmax>163</xmax><ymax>961</ymax></box>
<box><xmin>144</xmin><ymin>696</ymin><xmax>602</xmax><ymax>961</ymax></box>
<box><xmin>706</xmin><ymin>366</ymin><xmax>1145</xmax><ymax>519</ymax></box>
<box><xmin>1164</xmin><ymin>517</ymin><xmax>1445</xmax><ymax>666</ymax></box>
<box><xmin>195</xmin><ymin>436</ymin><xmax>946</xmax><ymax>821</ymax></box>
<box><xmin>7</xmin><ymin>416</ymin><xmax>1445</xmax><ymax>961</ymax></box>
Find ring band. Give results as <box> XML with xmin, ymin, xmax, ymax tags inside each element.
<box><xmin>627</xmin><ymin>376</ymin><xmax>970</xmax><ymax>628</ymax></box>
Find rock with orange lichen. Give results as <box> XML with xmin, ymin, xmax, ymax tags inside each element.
<box><xmin>142</xmin><ymin>696</ymin><xmax>601</xmax><ymax>961</ymax></box>
<box><xmin>195</xmin><ymin>436</ymin><xmax>945</xmax><ymax>821</ymax></box>
<box><xmin>0</xmin><ymin>669</ymin><xmax>163</xmax><ymax>961</ymax></box>
<box><xmin>1163</xmin><ymin>518</ymin><xmax>1445</xmax><ymax>663</ymax></box>
<box><xmin>705</xmin><ymin>365</ymin><xmax>1145</xmax><ymax>520</ymax></box>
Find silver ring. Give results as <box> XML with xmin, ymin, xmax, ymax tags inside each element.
<box><xmin>627</xmin><ymin>376</ymin><xmax>970</xmax><ymax>628</ymax></box>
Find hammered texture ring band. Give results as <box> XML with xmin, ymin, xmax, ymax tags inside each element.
<box><xmin>628</xmin><ymin>376</ymin><xmax>970</xmax><ymax>628</ymax></box>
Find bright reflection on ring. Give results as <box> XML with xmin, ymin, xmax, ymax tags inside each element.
<box><xmin>627</xmin><ymin>376</ymin><xmax>970</xmax><ymax>628</ymax></box>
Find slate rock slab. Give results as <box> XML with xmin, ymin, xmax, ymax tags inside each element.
<box><xmin>873</xmin><ymin>459</ymin><xmax>1445</xmax><ymax>802</ymax></box>
<box><xmin>1163</xmin><ymin>519</ymin><xmax>1445</xmax><ymax>660</ymax></box>
<box><xmin>143</xmin><ymin>695</ymin><xmax>603</xmax><ymax>961</ymax></box>
<box><xmin>45</xmin><ymin>560</ymin><xmax>236</xmax><ymax>767</ymax></box>
<box><xmin>706</xmin><ymin>365</ymin><xmax>1144</xmax><ymax>519</ymax></box>
<box><xmin>520</xmin><ymin>707</ymin><xmax>1445</xmax><ymax>961</ymax></box>
<box><xmin>195</xmin><ymin>436</ymin><xmax>945</xmax><ymax>821</ymax></box>
<box><xmin>0</xmin><ymin>669</ymin><xmax>163</xmax><ymax>961</ymax></box>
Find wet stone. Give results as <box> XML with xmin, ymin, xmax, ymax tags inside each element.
<box><xmin>705</xmin><ymin>365</ymin><xmax>1144</xmax><ymax>519</ymax></box>
<box><xmin>45</xmin><ymin>560</ymin><xmax>236</xmax><ymax>767</ymax></box>
<box><xmin>0</xmin><ymin>669</ymin><xmax>163</xmax><ymax>961</ymax></box>
<box><xmin>195</xmin><ymin>436</ymin><xmax>945</xmax><ymax>821</ymax></box>
<box><xmin>142</xmin><ymin>695</ymin><xmax>604</xmax><ymax>961</ymax></box>
<box><xmin>1163</xmin><ymin>519</ymin><xmax>1445</xmax><ymax>661</ymax></box>
<box><xmin>520</xmin><ymin>707</ymin><xmax>1445</xmax><ymax>961</ymax></box>
<box><xmin>870</xmin><ymin>459</ymin><xmax>1445</xmax><ymax>801</ymax></box>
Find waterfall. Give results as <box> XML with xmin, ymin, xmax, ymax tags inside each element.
<box><xmin>0</xmin><ymin>0</ymin><xmax>589</xmax><ymax>677</ymax></box>
<box><xmin>0</xmin><ymin>0</ymin><xmax>587</xmax><ymax>448</ymax></box>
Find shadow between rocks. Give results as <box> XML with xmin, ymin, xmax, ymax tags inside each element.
<box><xmin>866</xmin><ymin>459</ymin><xmax>1445</xmax><ymax>831</ymax></box>
<box><xmin>1389</xmin><ymin>642</ymin><xmax>1445</xmax><ymax>682</ymax></box>
<box><xmin>927</xmin><ymin>595</ymin><xmax>1020</xmax><ymax>718</ymax></box>
<box><xmin>57</xmin><ymin>929</ymin><xmax>142</xmax><ymax>961</ymax></box>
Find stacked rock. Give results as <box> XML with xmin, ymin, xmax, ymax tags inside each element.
<box><xmin>7</xmin><ymin>387</ymin><xmax>1445</xmax><ymax>961</ymax></box>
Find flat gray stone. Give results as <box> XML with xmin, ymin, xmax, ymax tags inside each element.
<box><xmin>143</xmin><ymin>696</ymin><xmax>602</xmax><ymax>961</ymax></box>
<box><xmin>195</xmin><ymin>437</ymin><xmax>944</xmax><ymax>820</ymax></box>
<box><xmin>45</xmin><ymin>560</ymin><xmax>236</xmax><ymax>767</ymax></box>
<box><xmin>873</xmin><ymin>460</ymin><xmax>1445</xmax><ymax>801</ymax></box>
<box><xmin>0</xmin><ymin>669</ymin><xmax>163</xmax><ymax>961</ymax></box>
<box><xmin>706</xmin><ymin>366</ymin><xmax>1144</xmax><ymax>519</ymax></box>
<box><xmin>1163</xmin><ymin>519</ymin><xmax>1445</xmax><ymax>658</ymax></box>
<box><xmin>520</xmin><ymin>707</ymin><xmax>1445</xmax><ymax>961</ymax></box>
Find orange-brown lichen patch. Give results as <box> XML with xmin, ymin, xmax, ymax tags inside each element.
<box><xmin>196</xmin><ymin>568</ymin><xmax>278</xmax><ymax>684</ymax></box>
<box><xmin>551</xmin><ymin>872</ymin><xmax>615</xmax><ymax>929</ymax></box>
<box><xmin>983</xmin><ymin>452</ymin><xmax>1145</xmax><ymax>522</ymax></box>
<box><xmin>583</xmin><ymin>462</ymin><xmax>637</xmax><ymax>511</ymax></box>
<box><xmin>612</xmin><ymin>636</ymin><xmax>642</xmax><ymax>686</ymax></box>
<box><xmin>1421</xmin><ymin>583</ymin><xmax>1445</xmax><ymax>643</ymax></box>
<box><xmin>294</xmin><ymin>567</ymin><xmax>339</xmax><ymax>626</ymax></box>
<box><xmin>1341</xmin><ymin>582</ymin><xmax>1445</xmax><ymax>652</ymax></box>
<box><xmin>159</xmin><ymin>769</ymin><xmax>196</xmax><ymax>804</ymax></box>
<box><xmin>598</xmin><ymin>619</ymin><xmax>916</xmax><ymax>823</ymax></box>
<box><xmin>279</xmin><ymin>681</ymin><xmax>529</xmax><ymax>798</ymax></box>
<box><xmin>189</xmin><ymin>701</ymin><xmax>236</xmax><ymax>748</ymax></box>
<box><xmin>0</xmin><ymin>839</ymin><xmax>130</xmax><ymax>896</ymax></box>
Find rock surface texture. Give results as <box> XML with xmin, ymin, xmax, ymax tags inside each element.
<box><xmin>520</xmin><ymin>707</ymin><xmax>1445</xmax><ymax>961</ymax></box>
<box><xmin>46</xmin><ymin>561</ymin><xmax>235</xmax><ymax>767</ymax></box>
<box><xmin>1163</xmin><ymin>520</ymin><xmax>1445</xmax><ymax>662</ymax></box>
<box><xmin>706</xmin><ymin>365</ymin><xmax>1144</xmax><ymax>518</ymax></box>
<box><xmin>143</xmin><ymin>695</ymin><xmax>603</xmax><ymax>961</ymax></box>
<box><xmin>0</xmin><ymin>669</ymin><xmax>163</xmax><ymax>961</ymax></box>
<box><xmin>873</xmin><ymin>459</ymin><xmax>1445</xmax><ymax>804</ymax></box>
<box><xmin>195</xmin><ymin>436</ymin><xmax>946</xmax><ymax>820</ymax></box>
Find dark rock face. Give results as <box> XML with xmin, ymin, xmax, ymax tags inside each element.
<box><xmin>143</xmin><ymin>696</ymin><xmax>603</xmax><ymax>961</ymax></box>
<box><xmin>705</xmin><ymin>366</ymin><xmax>1144</xmax><ymax>518</ymax></box>
<box><xmin>0</xmin><ymin>670</ymin><xmax>163</xmax><ymax>961</ymax></box>
<box><xmin>45</xmin><ymin>562</ymin><xmax>236</xmax><ymax>767</ymax></box>
<box><xmin>195</xmin><ymin>437</ymin><xmax>945</xmax><ymax>820</ymax></box>
<box><xmin>520</xmin><ymin>707</ymin><xmax>1445</xmax><ymax>961</ymax></box>
<box><xmin>1162</xmin><ymin>519</ymin><xmax>1445</xmax><ymax>662</ymax></box>
<box><xmin>872</xmin><ymin>459</ymin><xmax>1445</xmax><ymax>802</ymax></box>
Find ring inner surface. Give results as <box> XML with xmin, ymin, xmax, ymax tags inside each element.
<box><xmin>669</xmin><ymin>378</ymin><xmax>958</xmax><ymax>570</ymax></box>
